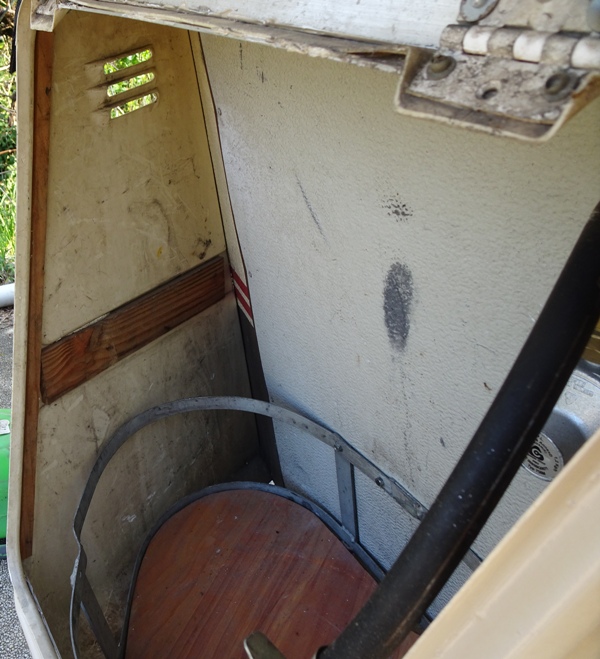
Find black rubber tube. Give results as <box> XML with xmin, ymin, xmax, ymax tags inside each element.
<box><xmin>320</xmin><ymin>200</ymin><xmax>600</xmax><ymax>659</ymax></box>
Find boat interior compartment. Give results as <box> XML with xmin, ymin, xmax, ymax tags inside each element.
<box><xmin>70</xmin><ymin>398</ymin><xmax>421</xmax><ymax>658</ymax></box>
<box><xmin>8</xmin><ymin>1</ymin><xmax>600</xmax><ymax>658</ymax></box>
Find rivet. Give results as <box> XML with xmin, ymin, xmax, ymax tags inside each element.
<box><xmin>375</xmin><ymin>477</ymin><xmax>384</xmax><ymax>487</ymax></box>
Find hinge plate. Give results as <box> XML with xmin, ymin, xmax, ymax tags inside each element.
<box><xmin>395</xmin><ymin>26</ymin><xmax>600</xmax><ymax>141</ymax></box>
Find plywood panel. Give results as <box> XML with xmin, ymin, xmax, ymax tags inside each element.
<box><xmin>41</xmin><ymin>255</ymin><xmax>226</xmax><ymax>402</ymax></box>
<box><xmin>127</xmin><ymin>489</ymin><xmax>418</xmax><ymax>658</ymax></box>
<box><xmin>28</xmin><ymin>295</ymin><xmax>256</xmax><ymax>658</ymax></box>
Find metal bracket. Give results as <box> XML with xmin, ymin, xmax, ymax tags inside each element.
<box><xmin>396</xmin><ymin>26</ymin><xmax>600</xmax><ymax>141</ymax></box>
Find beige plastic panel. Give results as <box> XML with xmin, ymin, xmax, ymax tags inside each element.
<box><xmin>42</xmin><ymin>11</ymin><xmax>225</xmax><ymax>344</ymax></box>
<box><xmin>28</xmin><ymin>296</ymin><xmax>257</xmax><ymax>657</ymax></box>
<box><xmin>201</xmin><ymin>34</ymin><xmax>600</xmax><ymax>583</ymax></box>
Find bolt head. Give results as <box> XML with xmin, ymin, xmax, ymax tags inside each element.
<box><xmin>426</xmin><ymin>55</ymin><xmax>456</xmax><ymax>80</ymax></box>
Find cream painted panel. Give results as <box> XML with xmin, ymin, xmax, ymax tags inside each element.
<box><xmin>28</xmin><ymin>295</ymin><xmax>257</xmax><ymax>657</ymax></box>
<box><xmin>201</xmin><ymin>36</ymin><xmax>600</xmax><ymax>570</ymax></box>
<box><xmin>43</xmin><ymin>13</ymin><xmax>225</xmax><ymax>344</ymax></box>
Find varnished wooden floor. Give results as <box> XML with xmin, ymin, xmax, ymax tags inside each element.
<box><xmin>126</xmin><ymin>489</ymin><xmax>418</xmax><ymax>658</ymax></box>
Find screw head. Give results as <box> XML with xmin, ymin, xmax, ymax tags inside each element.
<box><xmin>544</xmin><ymin>71</ymin><xmax>577</xmax><ymax>101</ymax></box>
<box><xmin>426</xmin><ymin>55</ymin><xmax>456</xmax><ymax>80</ymax></box>
<box><xmin>375</xmin><ymin>477</ymin><xmax>384</xmax><ymax>488</ymax></box>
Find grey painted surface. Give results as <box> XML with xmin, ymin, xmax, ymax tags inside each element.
<box><xmin>0</xmin><ymin>308</ymin><xmax>31</xmax><ymax>658</ymax></box>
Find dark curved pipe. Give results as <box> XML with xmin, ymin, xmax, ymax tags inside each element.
<box><xmin>320</xmin><ymin>200</ymin><xmax>600</xmax><ymax>659</ymax></box>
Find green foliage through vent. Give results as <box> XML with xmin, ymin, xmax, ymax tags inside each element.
<box><xmin>107</xmin><ymin>71</ymin><xmax>155</xmax><ymax>97</ymax></box>
<box><xmin>103</xmin><ymin>48</ymin><xmax>152</xmax><ymax>75</ymax></box>
<box><xmin>110</xmin><ymin>92</ymin><xmax>158</xmax><ymax>119</ymax></box>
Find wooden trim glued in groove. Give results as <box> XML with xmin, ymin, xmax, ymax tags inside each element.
<box><xmin>40</xmin><ymin>255</ymin><xmax>226</xmax><ymax>404</ymax></box>
<box><xmin>21</xmin><ymin>31</ymin><xmax>54</xmax><ymax>559</ymax></box>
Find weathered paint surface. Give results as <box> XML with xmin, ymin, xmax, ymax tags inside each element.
<box><xmin>42</xmin><ymin>12</ymin><xmax>225</xmax><ymax>344</ymax></box>
<box><xmin>15</xmin><ymin>14</ymin><xmax>258</xmax><ymax>656</ymax></box>
<box><xmin>202</xmin><ymin>34</ymin><xmax>600</xmax><ymax>608</ymax></box>
<box><xmin>28</xmin><ymin>297</ymin><xmax>256</xmax><ymax>655</ymax></box>
<box><xmin>57</xmin><ymin>0</ymin><xmax>459</xmax><ymax>49</ymax></box>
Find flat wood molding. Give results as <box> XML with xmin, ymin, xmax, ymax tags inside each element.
<box><xmin>41</xmin><ymin>255</ymin><xmax>226</xmax><ymax>404</ymax></box>
<box><xmin>21</xmin><ymin>31</ymin><xmax>54</xmax><ymax>558</ymax></box>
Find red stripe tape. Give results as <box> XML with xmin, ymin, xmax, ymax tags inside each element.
<box><xmin>231</xmin><ymin>269</ymin><xmax>253</xmax><ymax>321</ymax></box>
<box><xmin>233</xmin><ymin>279</ymin><xmax>250</xmax><ymax>307</ymax></box>
<box><xmin>235</xmin><ymin>295</ymin><xmax>254</xmax><ymax>325</ymax></box>
<box><xmin>235</xmin><ymin>289</ymin><xmax>253</xmax><ymax>320</ymax></box>
<box><xmin>231</xmin><ymin>269</ymin><xmax>250</xmax><ymax>300</ymax></box>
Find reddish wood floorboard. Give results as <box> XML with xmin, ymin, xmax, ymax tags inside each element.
<box><xmin>40</xmin><ymin>255</ymin><xmax>225</xmax><ymax>403</ymax></box>
<box><xmin>126</xmin><ymin>490</ymin><xmax>417</xmax><ymax>658</ymax></box>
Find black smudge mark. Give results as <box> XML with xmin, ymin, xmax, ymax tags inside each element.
<box><xmin>383</xmin><ymin>196</ymin><xmax>413</xmax><ymax>222</ymax></box>
<box><xmin>383</xmin><ymin>262</ymin><xmax>413</xmax><ymax>351</ymax></box>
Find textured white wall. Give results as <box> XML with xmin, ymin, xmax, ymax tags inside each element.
<box><xmin>202</xmin><ymin>35</ymin><xmax>600</xmax><ymax>600</ymax></box>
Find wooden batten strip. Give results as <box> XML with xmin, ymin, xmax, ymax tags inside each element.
<box><xmin>41</xmin><ymin>255</ymin><xmax>226</xmax><ymax>404</ymax></box>
<box><xmin>21</xmin><ymin>32</ymin><xmax>54</xmax><ymax>558</ymax></box>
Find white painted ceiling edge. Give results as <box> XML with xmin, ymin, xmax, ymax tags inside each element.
<box><xmin>65</xmin><ymin>0</ymin><xmax>461</xmax><ymax>48</ymax></box>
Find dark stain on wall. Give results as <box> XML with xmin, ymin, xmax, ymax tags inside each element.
<box><xmin>384</xmin><ymin>262</ymin><xmax>413</xmax><ymax>351</ymax></box>
<box><xmin>383</xmin><ymin>196</ymin><xmax>413</xmax><ymax>222</ymax></box>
